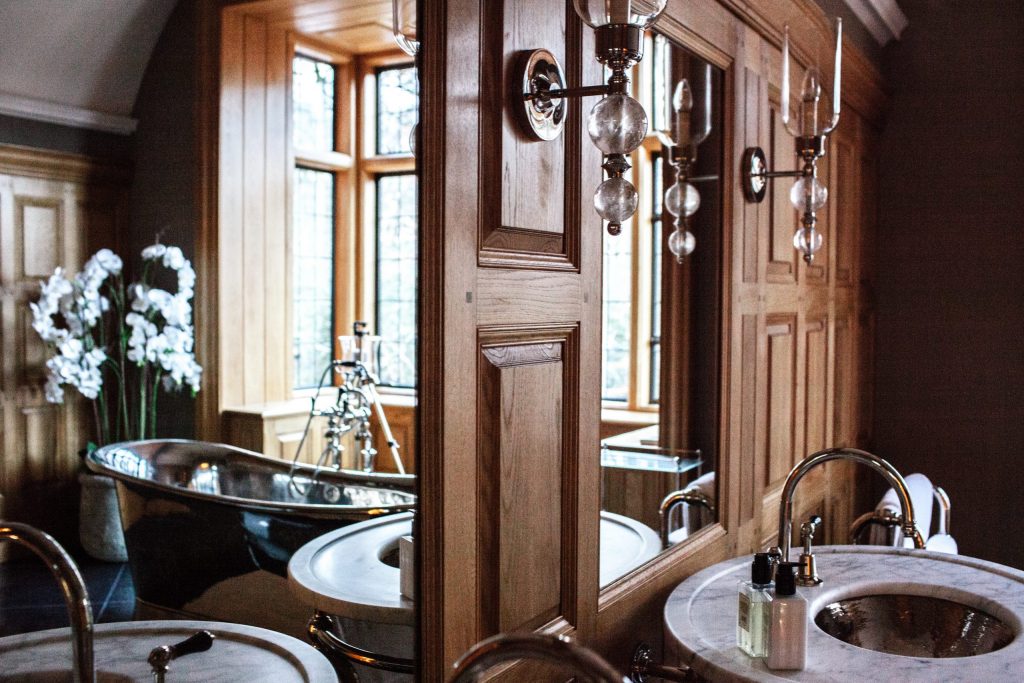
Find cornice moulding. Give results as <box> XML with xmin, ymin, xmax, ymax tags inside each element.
<box><xmin>0</xmin><ymin>92</ymin><xmax>138</xmax><ymax>136</ymax></box>
<box><xmin>843</xmin><ymin>0</ymin><xmax>908</xmax><ymax>45</ymax></box>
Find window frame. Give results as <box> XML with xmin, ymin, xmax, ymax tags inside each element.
<box><xmin>287</xmin><ymin>43</ymin><xmax>416</xmax><ymax>397</ymax></box>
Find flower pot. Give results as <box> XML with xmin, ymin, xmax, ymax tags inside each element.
<box><xmin>78</xmin><ymin>471</ymin><xmax>128</xmax><ymax>562</ymax></box>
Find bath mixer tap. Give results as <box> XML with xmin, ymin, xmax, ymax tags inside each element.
<box><xmin>769</xmin><ymin>448</ymin><xmax>925</xmax><ymax>577</ymax></box>
<box><xmin>0</xmin><ymin>522</ymin><xmax>94</xmax><ymax>682</ymax></box>
<box><xmin>148</xmin><ymin>630</ymin><xmax>215</xmax><ymax>683</ymax></box>
<box><xmin>451</xmin><ymin>633</ymin><xmax>628</xmax><ymax>683</ymax></box>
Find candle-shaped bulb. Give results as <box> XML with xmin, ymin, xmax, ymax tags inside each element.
<box><xmin>674</xmin><ymin>79</ymin><xmax>694</xmax><ymax>113</ymax></box>
<box><xmin>672</xmin><ymin>79</ymin><xmax>693</xmax><ymax>147</ymax></box>
<box><xmin>830</xmin><ymin>17</ymin><xmax>842</xmax><ymax>131</ymax></box>
<box><xmin>799</xmin><ymin>67</ymin><xmax>822</xmax><ymax>137</ymax></box>
<box><xmin>781</xmin><ymin>25</ymin><xmax>792</xmax><ymax>134</ymax></box>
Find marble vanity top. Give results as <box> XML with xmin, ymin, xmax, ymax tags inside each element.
<box><xmin>0</xmin><ymin>620</ymin><xmax>337</xmax><ymax>682</ymax></box>
<box><xmin>664</xmin><ymin>546</ymin><xmax>1024</xmax><ymax>682</ymax></box>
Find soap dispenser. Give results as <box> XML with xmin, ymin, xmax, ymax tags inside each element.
<box><xmin>767</xmin><ymin>562</ymin><xmax>807</xmax><ymax>671</ymax></box>
<box><xmin>737</xmin><ymin>552</ymin><xmax>773</xmax><ymax>657</ymax></box>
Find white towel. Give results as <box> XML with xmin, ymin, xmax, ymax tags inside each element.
<box><xmin>875</xmin><ymin>473</ymin><xmax>934</xmax><ymax>545</ymax></box>
<box><xmin>683</xmin><ymin>471</ymin><xmax>716</xmax><ymax>534</ymax></box>
<box><xmin>924</xmin><ymin>533</ymin><xmax>958</xmax><ymax>554</ymax></box>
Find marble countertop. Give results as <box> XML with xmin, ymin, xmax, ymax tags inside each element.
<box><xmin>0</xmin><ymin>620</ymin><xmax>337</xmax><ymax>682</ymax></box>
<box><xmin>664</xmin><ymin>545</ymin><xmax>1024</xmax><ymax>682</ymax></box>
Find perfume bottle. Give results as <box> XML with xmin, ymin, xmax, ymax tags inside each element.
<box><xmin>737</xmin><ymin>552</ymin><xmax>774</xmax><ymax>657</ymax></box>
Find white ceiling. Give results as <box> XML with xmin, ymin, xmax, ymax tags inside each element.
<box><xmin>0</xmin><ymin>0</ymin><xmax>177</xmax><ymax>134</ymax></box>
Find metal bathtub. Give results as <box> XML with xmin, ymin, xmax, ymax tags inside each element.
<box><xmin>85</xmin><ymin>439</ymin><xmax>415</xmax><ymax>636</ymax></box>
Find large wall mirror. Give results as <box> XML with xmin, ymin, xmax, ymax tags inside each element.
<box><xmin>599</xmin><ymin>32</ymin><xmax>724</xmax><ymax>585</ymax></box>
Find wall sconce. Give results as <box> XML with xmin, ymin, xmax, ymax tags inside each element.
<box><xmin>742</xmin><ymin>19</ymin><xmax>842</xmax><ymax>263</ymax></box>
<box><xmin>519</xmin><ymin>0</ymin><xmax>669</xmax><ymax>235</ymax></box>
<box><xmin>392</xmin><ymin>0</ymin><xmax>419</xmax><ymax>154</ymax></box>
<box><xmin>392</xmin><ymin>0</ymin><xmax>418</xmax><ymax>56</ymax></box>
<box><xmin>656</xmin><ymin>45</ymin><xmax>713</xmax><ymax>263</ymax></box>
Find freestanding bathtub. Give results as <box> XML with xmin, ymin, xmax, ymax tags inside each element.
<box><xmin>85</xmin><ymin>440</ymin><xmax>416</xmax><ymax>637</ymax></box>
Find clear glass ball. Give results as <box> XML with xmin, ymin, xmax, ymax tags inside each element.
<box><xmin>668</xmin><ymin>229</ymin><xmax>696</xmax><ymax>260</ymax></box>
<box><xmin>573</xmin><ymin>0</ymin><xmax>668</xmax><ymax>29</ymax></box>
<box><xmin>792</xmin><ymin>228</ymin><xmax>823</xmax><ymax>254</ymax></box>
<box><xmin>665</xmin><ymin>182</ymin><xmax>701</xmax><ymax>218</ymax></box>
<box><xmin>789</xmin><ymin>176</ymin><xmax>828</xmax><ymax>212</ymax></box>
<box><xmin>588</xmin><ymin>94</ymin><xmax>648</xmax><ymax>154</ymax></box>
<box><xmin>408</xmin><ymin>123</ymin><xmax>418</xmax><ymax>156</ymax></box>
<box><xmin>594</xmin><ymin>176</ymin><xmax>638</xmax><ymax>223</ymax></box>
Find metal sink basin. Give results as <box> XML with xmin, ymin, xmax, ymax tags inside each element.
<box><xmin>815</xmin><ymin>594</ymin><xmax>1015</xmax><ymax>658</ymax></box>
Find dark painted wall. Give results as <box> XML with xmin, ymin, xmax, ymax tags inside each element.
<box><xmin>874</xmin><ymin>0</ymin><xmax>1024</xmax><ymax>569</ymax></box>
<box><xmin>0</xmin><ymin>114</ymin><xmax>132</xmax><ymax>160</ymax></box>
<box><xmin>128</xmin><ymin>0</ymin><xmax>200</xmax><ymax>439</ymax></box>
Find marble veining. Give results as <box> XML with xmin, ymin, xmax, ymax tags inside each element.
<box><xmin>0</xmin><ymin>620</ymin><xmax>337</xmax><ymax>682</ymax></box>
<box><xmin>664</xmin><ymin>546</ymin><xmax>1024</xmax><ymax>682</ymax></box>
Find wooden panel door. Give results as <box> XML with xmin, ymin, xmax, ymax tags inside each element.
<box><xmin>419</xmin><ymin>0</ymin><xmax>603</xmax><ymax>676</ymax></box>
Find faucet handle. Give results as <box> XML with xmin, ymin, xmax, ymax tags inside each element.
<box><xmin>796</xmin><ymin>515</ymin><xmax>823</xmax><ymax>587</ymax></box>
<box><xmin>149</xmin><ymin>631</ymin><xmax>215</xmax><ymax>682</ymax></box>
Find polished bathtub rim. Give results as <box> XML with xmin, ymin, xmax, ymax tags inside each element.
<box><xmin>87</xmin><ymin>439</ymin><xmax>416</xmax><ymax>519</ymax></box>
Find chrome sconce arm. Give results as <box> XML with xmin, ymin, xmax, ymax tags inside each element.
<box><xmin>519</xmin><ymin>1</ymin><xmax>669</xmax><ymax>236</ymax></box>
<box><xmin>742</xmin><ymin>19</ymin><xmax>842</xmax><ymax>264</ymax></box>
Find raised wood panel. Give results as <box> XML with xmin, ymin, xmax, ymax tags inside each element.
<box><xmin>766</xmin><ymin>314</ymin><xmax>797</xmax><ymax>486</ymax></box>
<box><xmin>832</xmin><ymin>313</ymin><xmax>855</xmax><ymax>447</ymax></box>
<box><xmin>739</xmin><ymin>314</ymin><xmax>758</xmax><ymax>521</ymax></box>
<box><xmin>767</xmin><ymin>101</ymin><xmax>799</xmax><ymax>283</ymax></box>
<box><xmin>479</xmin><ymin>338</ymin><xmax>565</xmax><ymax>632</ymax></box>
<box><xmin>0</xmin><ymin>147</ymin><xmax>126</xmax><ymax>547</ymax></box>
<box><xmin>803</xmin><ymin>314</ymin><xmax>829</xmax><ymax>455</ymax></box>
<box><xmin>741</xmin><ymin>67</ymin><xmax>763</xmax><ymax>284</ymax></box>
<box><xmin>832</xmin><ymin>130</ymin><xmax>858</xmax><ymax>287</ymax></box>
<box><xmin>478</xmin><ymin>0</ymin><xmax>579</xmax><ymax>269</ymax></box>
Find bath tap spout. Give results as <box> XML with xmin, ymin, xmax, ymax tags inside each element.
<box><xmin>771</xmin><ymin>448</ymin><xmax>925</xmax><ymax>564</ymax></box>
<box><xmin>0</xmin><ymin>522</ymin><xmax>94</xmax><ymax>682</ymax></box>
<box><xmin>451</xmin><ymin>633</ymin><xmax>628</xmax><ymax>683</ymax></box>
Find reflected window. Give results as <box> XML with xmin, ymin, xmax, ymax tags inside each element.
<box><xmin>376</xmin><ymin>173</ymin><xmax>418</xmax><ymax>388</ymax></box>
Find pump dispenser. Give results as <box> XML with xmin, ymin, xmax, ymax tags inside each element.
<box><xmin>737</xmin><ymin>553</ymin><xmax>774</xmax><ymax>657</ymax></box>
<box><xmin>767</xmin><ymin>562</ymin><xmax>807</xmax><ymax>670</ymax></box>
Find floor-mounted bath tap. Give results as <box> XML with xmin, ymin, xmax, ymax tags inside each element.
<box><xmin>0</xmin><ymin>522</ymin><xmax>94</xmax><ymax>682</ymax></box>
<box><xmin>769</xmin><ymin>448</ymin><xmax>926</xmax><ymax>584</ymax></box>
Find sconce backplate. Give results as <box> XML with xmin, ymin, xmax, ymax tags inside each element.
<box><xmin>520</xmin><ymin>49</ymin><xmax>567</xmax><ymax>141</ymax></box>
<box><xmin>742</xmin><ymin>147</ymin><xmax>768</xmax><ymax>203</ymax></box>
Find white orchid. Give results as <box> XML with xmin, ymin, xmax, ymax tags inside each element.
<box><xmin>30</xmin><ymin>242</ymin><xmax>202</xmax><ymax>444</ymax></box>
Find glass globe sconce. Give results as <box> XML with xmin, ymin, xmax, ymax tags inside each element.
<box><xmin>519</xmin><ymin>0</ymin><xmax>669</xmax><ymax>235</ymax></box>
<box><xmin>742</xmin><ymin>19</ymin><xmax>842</xmax><ymax>264</ymax></box>
<box><xmin>392</xmin><ymin>0</ymin><xmax>419</xmax><ymax>154</ymax></box>
<box><xmin>656</xmin><ymin>47</ymin><xmax>714</xmax><ymax>263</ymax></box>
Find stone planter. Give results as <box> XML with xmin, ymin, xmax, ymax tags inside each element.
<box><xmin>78</xmin><ymin>471</ymin><xmax>128</xmax><ymax>562</ymax></box>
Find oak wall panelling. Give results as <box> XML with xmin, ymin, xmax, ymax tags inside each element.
<box><xmin>0</xmin><ymin>145</ymin><xmax>127</xmax><ymax>552</ymax></box>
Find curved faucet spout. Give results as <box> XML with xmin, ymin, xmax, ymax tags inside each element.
<box><xmin>0</xmin><ymin>522</ymin><xmax>94</xmax><ymax>682</ymax></box>
<box><xmin>451</xmin><ymin>633</ymin><xmax>628</xmax><ymax>683</ymax></box>
<box><xmin>774</xmin><ymin>448</ymin><xmax>925</xmax><ymax>562</ymax></box>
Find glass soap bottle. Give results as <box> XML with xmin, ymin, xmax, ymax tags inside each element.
<box><xmin>737</xmin><ymin>552</ymin><xmax>774</xmax><ymax>657</ymax></box>
<box><xmin>767</xmin><ymin>562</ymin><xmax>807</xmax><ymax>671</ymax></box>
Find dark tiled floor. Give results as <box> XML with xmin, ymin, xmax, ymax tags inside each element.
<box><xmin>0</xmin><ymin>554</ymin><xmax>136</xmax><ymax>636</ymax></box>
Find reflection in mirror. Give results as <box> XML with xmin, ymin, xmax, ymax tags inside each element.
<box><xmin>599</xmin><ymin>32</ymin><xmax>724</xmax><ymax>584</ymax></box>
<box><xmin>275</xmin><ymin>6</ymin><xmax>420</xmax><ymax>681</ymax></box>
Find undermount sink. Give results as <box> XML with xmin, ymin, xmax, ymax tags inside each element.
<box><xmin>815</xmin><ymin>593</ymin><xmax>1014</xmax><ymax>658</ymax></box>
<box><xmin>664</xmin><ymin>546</ymin><xmax>1024</xmax><ymax>681</ymax></box>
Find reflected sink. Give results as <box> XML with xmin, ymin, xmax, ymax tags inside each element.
<box><xmin>815</xmin><ymin>593</ymin><xmax>1014</xmax><ymax>658</ymax></box>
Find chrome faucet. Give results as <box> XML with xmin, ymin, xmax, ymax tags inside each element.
<box><xmin>0</xmin><ymin>522</ymin><xmax>94</xmax><ymax>682</ymax></box>
<box><xmin>769</xmin><ymin>448</ymin><xmax>926</xmax><ymax>576</ymax></box>
<box><xmin>659</xmin><ymin>487</ymin><xmax>716</xmax><ymax>549</ymax></box>
<box><xmin>451</xmin><ymin>633</ymin><xmax>628</xmax><ymax>683</ymax></box>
